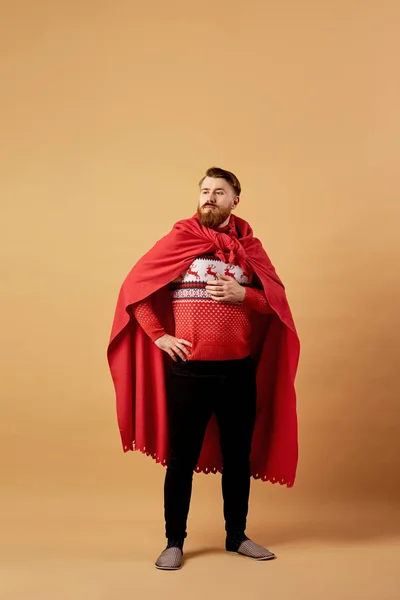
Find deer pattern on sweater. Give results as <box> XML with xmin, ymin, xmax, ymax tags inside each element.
<box><xmin>169</xmin><ymin>254</ymin><xmax>251</xmax><ymax>300</ymax></box>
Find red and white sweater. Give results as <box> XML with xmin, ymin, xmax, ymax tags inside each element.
<box><xmin>132</xmin><ymin>246</ymin><xmax>272</xmax><ymax>361</ymax></box>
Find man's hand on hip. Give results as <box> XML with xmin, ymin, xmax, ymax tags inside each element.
<box><xmin>154</xmin><ymin>334</ymin><xmax>192</xmax><ymax>362</ymax></box>
<box><xmin>206</xmin><ymin>274</ymin><xmax>246</xmax><ymax>303</ymax></box>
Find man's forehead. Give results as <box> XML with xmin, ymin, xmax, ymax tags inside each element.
<box><xmin>200</xmin><ymin>177</ymin><xmax>229</xmax><ymax>190</ymax></box>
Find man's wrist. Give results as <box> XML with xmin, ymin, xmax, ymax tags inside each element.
<box><xmin>239</xmin><ymin>286</ymin><xmax>246</xmax><ymax>302</ymax></box>
<box><xmin>151</xmin><ymin>331</ymin><xmax>166</xmax><ymax>343</ymax></box>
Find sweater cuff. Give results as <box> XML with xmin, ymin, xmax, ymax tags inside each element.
<box><xmin>243</xmin><ymin>286</ymin><xmax>272</xmax><ymax>314</ymax></box>
<box><xmin>148</xmin><ymin>328</ymin><xmax>166</xmax><ymax>343</ymax></box>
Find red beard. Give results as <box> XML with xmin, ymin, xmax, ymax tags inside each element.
<box><xmin>197</xmin><ymin>204</ymin><xmax>232</xmax><ymax>228</ymax></box>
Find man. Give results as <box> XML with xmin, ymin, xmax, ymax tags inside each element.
<box><xmin>107</xmin><ymin>167</ymin><xmax>300</xmax><ymax>570</ymax></box>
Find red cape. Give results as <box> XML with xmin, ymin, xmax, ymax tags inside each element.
<box><xmin>107</xmin><ymin>214</ymin><xmax>300</xmax><ymax>486</ymax></box>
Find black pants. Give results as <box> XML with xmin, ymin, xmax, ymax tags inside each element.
<box><xmin>164</xmin><ymin>355</ymin><xmax>257</xmax><ymax>540</ymax></box>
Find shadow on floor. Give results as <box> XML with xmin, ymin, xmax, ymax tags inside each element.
<box><xmin>250</xmin><ymin>511</ymin><xmax>400</xmax><ymax>546</ymax></box>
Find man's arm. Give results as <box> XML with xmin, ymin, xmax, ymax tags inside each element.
<box><xmin>132</xmin><ymin>294</ymin><xmax>192</xmax><ymax>361</ymax></box>
<box><xmin>243</xmin><ymin>286</ymin><xmax>274</xmax><ymax>314</ymax></box>
<box><xmin>131</xmin><ymin>296</ymin><xmax>166</xmax><ymax>341</ymax></box>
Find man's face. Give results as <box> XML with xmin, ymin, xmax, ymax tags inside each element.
<box><xmin>197</xmin><ymin>177</ymin><xmax>239</xmax><ymax>228</ymax></box>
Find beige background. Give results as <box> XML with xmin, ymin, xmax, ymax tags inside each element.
<box><xmin>1</xmin><ymin>1</ymin><xmax>399</xmax><ymax>598</ymax></box>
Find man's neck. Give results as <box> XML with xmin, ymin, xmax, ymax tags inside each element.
<box><xmin>215</xmin><ymin>214</ymin><xmax>233</xmax><ymax>232</ymax></box>
<box><xmin>218</xmin><ymin>216</ymin><xmax>231</xmax><ymax>229</ymax></box>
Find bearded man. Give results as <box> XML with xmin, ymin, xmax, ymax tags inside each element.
<box><xmin>107</xmin><ymin>167</ymin><xmax>300</xmax><ymax>570</ymax></box>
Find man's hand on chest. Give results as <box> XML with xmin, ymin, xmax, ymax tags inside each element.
<box><xmin>205</xmin><ymin>274</ymin><xmax>246</xmax><ymax>303</ymax></box>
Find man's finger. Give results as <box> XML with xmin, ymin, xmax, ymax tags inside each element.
<box><xmin>209</xmin><ymin>294</ymin><xmax>224</xmax><ymax>301</ymax></box>
<box><xmin>176</xmin><ymin>342</ymin><xmax>191</xmax><ymax>356</ymax></box>
<box><xmin>216</xmin><ymin>274</ymin><xmax>232</xmax><ymax>281</ymax></box>
<box><xmin>173</xmin><ymin>346</ymin><xmax>187</xmax><ymax>361</ymax></box>
<box><xmin>168</xmin><ymin>350</ymin><xmax>178</xmax><ymax>362</ymax></box>
<box><xmin>208</xmin><ymin>290</ymin><xmax>225</xmax><ymax>296</ymax></box>
<box><xmin>178</xmin><ymin>339</ymin><xmax>192</xmax><ymax>346</ymax></box>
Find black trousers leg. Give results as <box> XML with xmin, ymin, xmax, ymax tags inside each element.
<box><xmin>164</xmin><ymin>362</ymin><xmax>214</xmax><ymax>540</ymax></box>
<box><xmin>214</xmin><ymin>356</ymin><xmax>257</xmax><ymax>534</ymax></box>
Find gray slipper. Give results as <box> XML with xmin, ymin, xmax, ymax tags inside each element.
<box><xmin>237</xmin><ymin>539</ymin><xmax>276</xmax><ymax>561</ymax></box>
<box><xmin>155</xmin><ymin>547</ymin><xmax>183</xmax><ymax>570</ymax></box>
